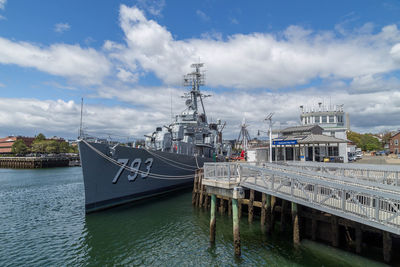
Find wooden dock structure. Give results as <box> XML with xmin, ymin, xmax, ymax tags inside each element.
<box><xmin>0</xmin><ymin>156</ymin><xmax>78</xmax><ymax>168</ymax></box>
<box><xmin>192</xmin><ymin>162</ymin><xmax>400</xmax><ymax>263</ymax></box>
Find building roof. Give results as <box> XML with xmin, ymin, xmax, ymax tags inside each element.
<box><xmin>280</xmin><ymin>125</ymin><xmax>323</xmax><ymax>134</ymax></box>
<box><xmin>298</xmin><ymin>134</ymin><xmax>347</xmax><ymax>144</ymax></box>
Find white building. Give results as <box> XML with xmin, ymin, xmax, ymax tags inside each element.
<box><xmin>299</xmin><ymin>103</ymin><xmax>348</xmax><ymax>162</ymax></box>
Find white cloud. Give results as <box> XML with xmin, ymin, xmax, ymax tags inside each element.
<box><xmin>0</xmin><ymin>37</ymin><xmax>111</xmax><ymax>85</ymax></box>
<box><xmin>137</xmin><ymin>0</ymin><xmax>165</xmax><ymax>17</ymax></box>
<box><xmin>196</xmin><ymin>10</ymin><xmax>210</xmax><ymax>22</ymax></box>
<box><xmin>0</xmin><ymin>0</ymin><xmax>6</xmax><ymax>10</ymax></box>
<box><xmin>108</xmin><ymin>5</ymin><xmax>400</xmax><ymax>90</ymax></box>
<box><xmin>54</xmin><ymin>23</ymin><xmax>71</xmax><ymax>33</ymax></box>
<box><xmin>1</xmin><ymin>84</ymin><xmax>399</xmax><ymax>139</ymax></box>
<box><xmin>116</xmin><ymin>68</ymin><xmax>139</xmax><ymax>83</ymax></box>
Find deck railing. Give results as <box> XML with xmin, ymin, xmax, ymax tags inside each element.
<box><xmin>204</xmin><ymin>162</ymin><xmax>400</xmax><ymax>235</ymax></box>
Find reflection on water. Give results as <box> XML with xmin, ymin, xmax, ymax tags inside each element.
<box><xmin>0</xmin><ymin>167</ymin><xmax>387</xmax><ymax>266</ymax></box>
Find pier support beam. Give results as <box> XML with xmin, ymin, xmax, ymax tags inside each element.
<box><xmin>355</xmin><ymin>224</ymin><xmax>362</xmax><ymax>254</ymax></box>
<box><xmin>266</xmin><ymin>195</ymin><xmax>272</xmax><ymax>233</ymax></box>
<box><xmin>210</xmin><ymin>194</ymin><xmax>216</xmax><ymax>243</ymax></box>
<box><xmin>271</xmin><ymin>196</ymin><xmax>276</xmax><ymax>232</ymax></box>
<box><xmin>331</xmin><ymin>216</ymin><xmax>339</xmax><ymax>247</ymax></box>
<box><xmin>291</xmin><ymin>202</ymin><xmax>300</xmax><ymax>245</ymax></box>
<box><xmin>280</xmin><ymin>200</ymin><xmax>287</xmax><ymax>232</ymax></box>
<box><xmin>248</xmin><ymin>190</ymin><xmax>254</xmax><ymax>223</ymax></box>
<box><xmin>232</xmin><ymin>198</ymin><xmax>241</xmax><ymax>256</ymax></box>
<box><xmin>311</xmin><ymin>210</ymin><xmax>317</xmax><ymax>241</ymax></box>
<box><xmin>260</xmin><ymin>193</ymin><xmax>266</xmax><ymax>227</ymax></box>
<box><xmin>383</xmin><ymin>231</ymin><xmax>392</xmax><ymax>263</ymax></box>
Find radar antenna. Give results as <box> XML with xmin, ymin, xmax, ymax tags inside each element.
<box><xmin>182</xmin><ymin>63</ymin><xmax>211</xmax><ymax>121</ymax></box>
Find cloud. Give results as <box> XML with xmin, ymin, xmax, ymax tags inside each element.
<box><xmin>1</xmin><ymin>83</ymin><xmax>399</xmax><ymax>140</ymax></box>
<box><xmin>107</xmin><ymin>5</ymin><xmax>400</xmax><ymax>90</ymax></box>
<box><xmin>0</xmin><ymin>0</ymin><xmax>6</xmax><ymax>10</ymax></box>
<box><xmin>0</xmin><ymin>37</ymin><xmax>111</xmax><ymax>85</ymax></box>
<box><xmin>196</xmin><ymin>10</ymin><xmax>210</xmax><ymax>22</ymax></box>
<box><xmin>54</xmin><ymin>23</ymin><xmax>71</xmax><ymax>33</ymax></box>
<box><xmin>0</xmin><ymin>82</ymin><xmax>5</xmax><ymax>87</ymax></box>
<box><xmin>137</xmin><ymin>0</ymin><xmax>165</xmax><ymax>17</ymax></box>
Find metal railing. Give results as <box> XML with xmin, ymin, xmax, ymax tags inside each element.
<box><xmin>204</xmin><ymin>162</ymin><xmax>400</xmax><ymax>235</ymax></box>
<box><xmin>286</xmin><ymin>161</ymin><xmax>400</xmax><ymax>186</ymax></box>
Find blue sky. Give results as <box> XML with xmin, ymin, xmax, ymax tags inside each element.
<box><xmin>0</xmin><ymin>0</ymin><xmax>400</xmax><ymax>139</ymax></box>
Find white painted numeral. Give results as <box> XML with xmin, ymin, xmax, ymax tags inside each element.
<box><xmin>128</xmin><ymin>158</ymin><xmax>142</xmax><ymax>182</ymax></box>
<box><xmin>141</xmin><ymin>158</ymin><xmax>153</xmax><ymax>178</ymax></box>
<box><xmin>112</xmin><ymin>158</ymin><xmax>129</xmax><ymax>184</ymax></box>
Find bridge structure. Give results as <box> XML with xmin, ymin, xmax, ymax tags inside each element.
<box><xmin>202</xmin><ymin>161</ymin><xmax>400</xmax><ymax>262</ymax></box>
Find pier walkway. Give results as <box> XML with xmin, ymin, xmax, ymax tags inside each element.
<box><xmin>203</xmin><ymin>162</ymin><xmax>400</xmax><ymax>235</ymax></box>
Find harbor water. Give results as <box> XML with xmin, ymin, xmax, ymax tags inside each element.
<box><xmin>0</xmin><ymin>167</ymin><xmax>386</xmax><ymax>266</ymax></box>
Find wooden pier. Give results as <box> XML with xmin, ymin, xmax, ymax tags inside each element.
<box><xmin>193</xmin><ymin>162</ymin><xmax>400</xmax><ymax>263</ymax></box>
<box><xmin>0</xmin><ymin>156</ymin><xmax>78</xmax><ymax>168</ymax></box>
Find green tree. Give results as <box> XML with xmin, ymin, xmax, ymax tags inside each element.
<box><xmin>11</xmin><ymin>139</ymin><xmax>28</xmax><ymax>155</ymax></box>
<box><xmin>59</xmin><ymin>142</ymin><xmax>70</xmax><ymax>153</ymax></box>
<box><xmin>45</xmin><ymin>140</ymin><xmax>60</xmax><ymax>153</ymax></box>
<box><xmin>31</xmin><ymin>140</ymin><xmax>47</xmax><ymax>154</ymax></box>
<box><xmin>35</xmin><ymin>133</ymin><xmax>46</xmax><ymax>142</ymax></box>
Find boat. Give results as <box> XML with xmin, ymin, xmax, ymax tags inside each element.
<box><xmin>78</xmin><ymin>63</ymin><xmax>229</xmax><ymax>213</ymax></box>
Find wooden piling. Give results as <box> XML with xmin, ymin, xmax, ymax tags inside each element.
<box><xmin>266</xmin><ymin>195</ymin><xmax>272</xmax><ymax>233</ymax></box>
<box><xmin>192</xmin><ymin>172</ymin><xmax>198</xmax><ymax>206</ymax></box>
<box><xmin>232</xmin><ymin>198</ymin><xmax>241</xmax><ymax>256</ymax></box>
<box><xmin>238</xmin><ymin>199</ymin><xmax>242</xmax><ymax>219</ymax></box>
<box><xmin>331</xmin><ymin>216</ymin><xmax>339</xmax><ymax>247</ymax></box>
<box><xmin>260</xmin><ymin>193</ymin><xmax>266</xmax><ymax>226</ymax></box>
<box><xmin>311</xmin><ymin>210</ymin><xmax>317</xmax><ymax>241</ymax></box>
<box><xmin>292</xmin><ymin>202</ymin><xmax>300</xmax><ymax>245</ymax></box>
<box><xmin>280</xmin><ymin>200</ymin><xmax>287</xmax><ymax>232</ymax></box>
<box><xmin>248</xmin><ymin>189</ymin><xmax>254</xmax><ymax>223</ymax></box>
<box><xmin>355</xmin><ymin>224</ymin><xmax>362</xmax><ymax>254</ymax></box>
<box><xmin>383</xmin><ymin>231</ymin><xmax>392</xmax><ymax>263</ymax></box>
<box><xmin>210</xmin><ymin>194</ymin><xmax>217</xmax><ymax>243</ymax></box>
<box><xmin>219</xmin><ymin>198</ymin><xmax>224</xmax><ymax>214</ymax></box>
<box><xmin>270</xmin><ymin>196</ymin><xmax>276</xmax><ymax>232</ymax></box>
<box><xmin>228</xmin><ymin>199</ymin><xmax>232</xmax><ymax>216</ymax></box>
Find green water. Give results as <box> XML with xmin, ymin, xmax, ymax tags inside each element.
<box><xmin>0</xmin><ymin>167</ymin><xmax>386</xmax><ymax>266</ymax></box>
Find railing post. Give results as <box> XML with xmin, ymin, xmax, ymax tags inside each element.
<box><xmin>341</xmin><ymin>189</ymin><xmax>346</xmax><ymax>211</ymax></box>
<box><xmin>375</xmin><ymin>198</ymin><xmax>380</xmax><ymax>221</ymax></box>
<box><xmin>227</xmin><ymin>163</ymin><xmax>231</xmax><ymax>182</ymax></box>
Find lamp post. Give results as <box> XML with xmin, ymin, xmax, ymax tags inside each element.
<box><xmin>265</xmin><ymin>113</ymin><xmax>274</xmax><ymax>163</ymax></box>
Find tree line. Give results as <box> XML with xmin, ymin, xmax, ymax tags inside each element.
<box><xmin>11</xmin><ymin>133</ymin><xmax>78</xmax><ymax>155</ymax></box>
<box><xmin>347</xmin><ymin>131</ymin><xmax>390</xmax><ymax>152</ymax></box>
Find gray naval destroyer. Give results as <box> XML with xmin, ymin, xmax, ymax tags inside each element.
<box><xmin>78</xmin><ymin>63</ymin><xmax>229</xmax><ymax>213</ymax></box>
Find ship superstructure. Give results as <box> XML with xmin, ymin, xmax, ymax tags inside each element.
<box><xmin>145</xmin><ymin>63</ymin><xmax>222</xmax><ymax>159</ymax></box>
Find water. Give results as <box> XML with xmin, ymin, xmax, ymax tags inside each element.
<box><xmin>0</xmin><ymin>167</ymin><xmax>386</xmax><ymax>266</ymax></box>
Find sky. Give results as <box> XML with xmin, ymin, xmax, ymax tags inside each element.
<box><xmin>0</xmin><ymin>0</ymin><xmax>400</xmax><ymax>140</ymax></box>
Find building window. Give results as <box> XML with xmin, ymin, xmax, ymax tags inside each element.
<box><xmin>329</xmin><ymin>116</ymin><xmax>334</xmax><ymax>123</ymax></box>
<box><xmin>331</xmin><ymin>131</ymin><xmax>335</xmax><ymax>136</ymax></box>
<box><xmin>322</xmin><ymin>116</ymin><xmax>327</xmax><ymax>123</ymax></box>
<box><xmin>337</xmin><ymin>115</ymin><xmax>343</xmax><ymax>123</ymax></box>
<box><xmin>395</xmin><ymin>139</ymin><xmax>399</xmax><ymax>146</ymax></box>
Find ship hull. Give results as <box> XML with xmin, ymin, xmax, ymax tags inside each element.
<box><xmin>78</xmin><ymin>141</ymin><xmax>210</xmax><ymax>213</ymax></box>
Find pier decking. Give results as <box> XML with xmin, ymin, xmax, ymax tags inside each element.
<box><xmin>200</xmin><ymin>161</ymin><xmax>400</xmax><ymax>262</ymax></box>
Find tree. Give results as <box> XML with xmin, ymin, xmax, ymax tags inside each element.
<box><xmin>35</xmin><ymin>133</ymin><xmax>46</xmax><ymax>142</ymax></box>
<box><xmin>11</xmin><ymin>139</ymin><xmax>28</xmax><ymax>155</ymax></box>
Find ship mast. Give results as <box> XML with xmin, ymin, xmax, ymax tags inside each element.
<box><xmin>183</xmin><ymin>63</ymin><xmax>210</xmax><ymax>120</ymax></box>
